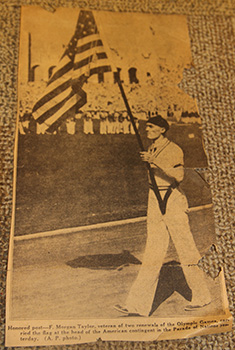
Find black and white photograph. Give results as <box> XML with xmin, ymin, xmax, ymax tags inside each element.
<box><xmin>6</xmin><ymin>6</ymin><xmax>232</xmax><ymax>346</ymax></box>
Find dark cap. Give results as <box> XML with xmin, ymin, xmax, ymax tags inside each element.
<box><xmin>147</xmin><ymin>115</ymin><xmax>169</xmax><ymax>132</ymax></box>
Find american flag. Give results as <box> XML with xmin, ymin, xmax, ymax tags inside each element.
<box><xmin>32</xmin><ymin>10</ymin><xmax>112</xmax><ymax>133</ymax></box>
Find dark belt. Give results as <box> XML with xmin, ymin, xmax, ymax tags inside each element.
<box><xmin>149</xmin><ymin>181</ymin><xmax>179</xmax><ymax>214</ymax></box>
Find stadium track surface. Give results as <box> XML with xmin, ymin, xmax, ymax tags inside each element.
<box><xmin>11</xmin><ymin>209</ymin><xmax>224</xmax><ymax>320</ymax></box>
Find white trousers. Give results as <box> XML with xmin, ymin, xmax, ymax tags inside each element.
<box><xmin>125</xmin><ymin>188</ymin><xmax>211</xmax><ymax>316</ymax></box>
<box><xmin>100</xmin><ymin>120</ymin><xmax>107</xmax><ymax>134</ymax></box>
<box><xmin>84</xmin><ymin>119</ymin><xmax>94</xmax><ymax>134</ymax></box>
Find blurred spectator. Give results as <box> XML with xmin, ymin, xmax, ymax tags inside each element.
<box><xmin>123</xmin><ymin>111</ymin><xmax>130</xmax><ymax>134</ymax></box>
<box><xmin>113</xmin><ymin>112</ymin><xmax>120</xmax><ymax>134</ymax></box>
<box><xmin>130</xmin><ymin>117</ymin><xmax>139</xmax><ymax>135</ymax></box>
<box><xmin>83</xmin><ymin>112</ymin><xmax>94</xmax><ymax>134</ymax></box>
<box><xmin>118</xmin><ymin>113</ymin><xmax>124</xmax><ymax>134</ymax></box>
<box><xmin>66</xmin><ymin>117</ymin><xmax>76</xmax><ymax>135</ymax></box>
<box><xmin>99</xmin><ymin>111</ymin><xmax>108</xmax><ymax>135</ymax></box>
<box><xmin>107</xmin><ymin>113</ymin><xmax>114</xmax><ymax>134</ymax></box>
<box><xmin>19</xmin><ymin>107</ymin><xmax>32</xmax><ymax>134</ymax></box>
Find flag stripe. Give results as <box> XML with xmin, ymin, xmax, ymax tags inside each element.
<box><xmin>44</xmin><ymin>70</ymin><xmax>74</xmax><ymax>96</ymax></box>
<box><xmin>76</xmin><ymin>39</ymin><xmax>103</xmax><ymax>54</ymax></box>
<box><xmin>70</xmin><ymin>61</ymin><xmax>111</xmax><ymax>83</ymax></box>
<box><xmin>78</xmin><ymin>65</ymin><xmax>112</xmax><ymax>82</ymax></box>
<box><xmin>36</xmin><ymin>89</ymin><xmax>74</xmax><ymax>124</ymax></box>
<box><xmin>33</xmin><ymin>86</ymin><xmax>71</xmax><ymax>120</ymax></box>
<box><xmin>47</xmin><ymin>55</ymin><xmax>72</xmax><ymax>84</ymax></box>
<box><xmin>74</xmin><ymin>33</ymin><xmax>101</xmax><ymax>47</ymax></box>
<box><xmin>48</xmin><ymin>61</ymin><xmax>74</xmax><ymax>85</ymax></box>
<box><xmin>33</xmin><ymin>80</ymin><xmax>71</xmax><ymax>113</ymax></box>
<box><xmin>82</xmin><ymin>61</ymin><xmax>111</xmax><ymax>75</ymax></box>
<box><xmin>74</xmin><ymin>46</ymin><xmax>107</xmax><ymax>63</ymax></box>
<box><xmin>47</xmin><ymin>94</ymin><xmax>86</xmax><ymax>133</ymax></box>
<box><xmin>74</xmin><ymin>52</ymin><xmax>107</xmax><ymax>70</ymax></box>
<box><xmin>41</xmin><ymin>93</ymin><xmax>78</xmax><ymax>129</ymax></box>
<box><xmin>90</xmin><ymin>65</ymin><xmax>112</xmax><ymax>75</ymax></box>
<box><xmin>33</xmin><ymin>87</ymin><xmax>71</xmax><ymax>122</ymax></box>
<box><xmin>71</xmin><ymin>57</ymin><xmax>110</xmax><ymax>78</ymax></box>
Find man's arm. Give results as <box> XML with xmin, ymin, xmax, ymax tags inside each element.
<box><xmin>140</xmin><ymin>150</ymin><xmax>184</xmax><ymax>183</ymax></box>
<box><xmin>151</xmin><ymin>163</ymin><xmax>184</xmax><ymax>183</ymax></box>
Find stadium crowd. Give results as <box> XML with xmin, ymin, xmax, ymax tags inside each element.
<box><xmin>18</xmin><ymin>104</ymin><xmax>201</xmax><ymax>136</ymax></box>
<box><xmin>18</xmin><ymin>109</ymin><xmax>141</xmax><ymax>135</ymax></box>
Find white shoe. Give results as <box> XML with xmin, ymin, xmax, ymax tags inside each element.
<box><xmin>185</xmin><ymin>301</ymin><xmax>211</xmax><ymax>311</ymax></box>
<box><xmin>114</xmin><ymin>304</ymin><xmax>129</xmax><ymax>314</ymax></box>
<box><xmin>114</xmin><ymin>304</ymin><xmax>143</xmax><ymax>316</ymax></box>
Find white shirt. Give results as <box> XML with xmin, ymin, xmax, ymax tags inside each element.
<box><xmin>148</xmin><ymin>137</ymin><xmax>184</xmax><ymax>187</ymax></box>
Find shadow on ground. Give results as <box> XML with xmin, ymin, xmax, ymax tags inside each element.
<box><xmin>67</xmin><ymin>252</ymin><xmax>192</xmax><ymax>312</ymax></box>
<box><xmin>66</xmin><ymin>250</ymin><xmax>141</xmax><ymax>270</ymax></box>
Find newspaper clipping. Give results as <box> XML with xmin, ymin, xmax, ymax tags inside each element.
<box><xmin>5</xmin><ymin>6</ymin><xmax>232</xmax><ymax>346</ymax></box>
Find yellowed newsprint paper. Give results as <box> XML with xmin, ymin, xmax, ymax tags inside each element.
<box><xmin>6</xmin><ymin>6</ymin><xmax>232</xmax><ymax>346</ymax></box>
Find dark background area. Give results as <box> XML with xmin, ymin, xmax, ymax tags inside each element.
<box><xmin>15</xmin><ymin>121</ymin><xmax>210</xmax><ymax>236</ymax></box>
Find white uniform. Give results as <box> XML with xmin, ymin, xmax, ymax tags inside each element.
<box><xmin>113</xmin><ymin>115</ymin><xmax>119</xmax><ymax>134</ymax></box>
<box><xmin>99</xmin><ymin>112</ymin><xmax>107</xmax><ymax>135</ymax></box>
<box><xmin>19</xmin><ymin>118</ymin><xmax>26</xmax><ymax>134</ymax></box>
<box><xmin>125</xmin><ymin>137</ymin><xmax>211</xmax><ymax>316</ymax></box>
<box><xmin>123</xmin><ymin>118</ymin><xmax>130</xmax><ymax>134</ymax></box>
<box><xmin>36</xmin><ymin>122</ymin><xmax>46</xmax><ymax>134</ymax></box>
<box><xmin>83</xmin><ymin>113</ymin><xmax>94</xmax><ymax>134</ymax></box>
<box><xmin>130</xmin><ymin>120</ymin><xmax>139</xmax><ymax>134</ymax></box>
<box><xmin>66</xmin><ymin>119</ymin><xmax>76</xmax><ymax>134</ymax></box>
<box><xmin>109</xmin><ymin>116</ymin><xmax>115</xmax><ymax>134</ymax></box>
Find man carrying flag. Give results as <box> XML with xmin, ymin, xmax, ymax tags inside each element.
<box><xmin>115</xmin><ymin>115</ymin><xmax>212</xmax><ymax>317</ymax></box>
<box><xmin>32</xmin><ymin>10</ymin><xmax>111</xmax><ymax>134</ymax></box>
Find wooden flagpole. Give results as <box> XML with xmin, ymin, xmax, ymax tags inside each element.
<box><xmin>116</xmin><ymin>78</ymin><xmax>166</xmax><ymax>215</ymax></box>
<box><xmin>90</xmin><ymin>12</ymin><xmax>166</xmax><ymax>214</ymax></box>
